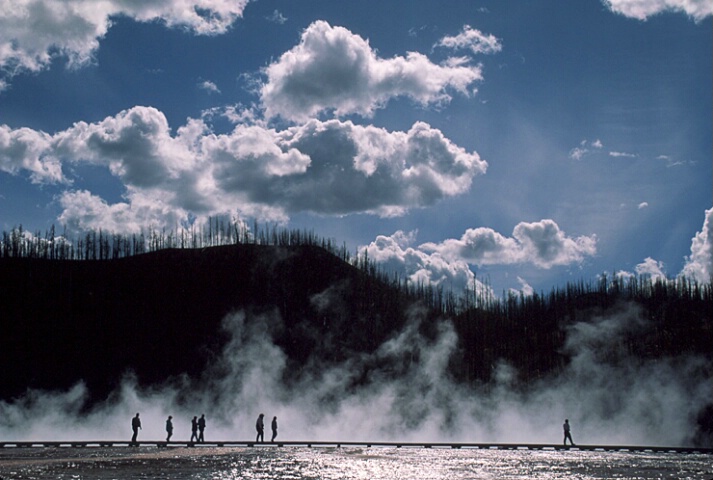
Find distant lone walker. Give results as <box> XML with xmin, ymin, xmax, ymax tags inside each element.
<box><xmin>271</xmin><ymin>416</ymin><xmax>278</xmax><ymax>442</ymax></box>
<box><xmin>190</xmin><ymin>416</ymin><xmax>199</xmax><ymax>443</ymax></box>
<box><xmin>256</xmin><ymin>413</ymin><xmax>265</xmax><ymax>443</ymax></box>
<box><xmin>198</xmin><ymin>414</ymin><xmax>206</xmax><ymax>442</ymax></box>
<box><xmin>131</xmin><ymin>413</ymin><xmax>142</xmax><ymax>443</ymax></box>
<box><xmin>563</xmin><ymin>419</ymin><xmax>575</xmax><ymax>446</ymax></box>
<box><xmin>166</xmin><ymin>416</ymin><xmax>173</xmax><ymax>442</ymax></box>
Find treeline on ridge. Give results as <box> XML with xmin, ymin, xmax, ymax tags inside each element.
<box><xmin>1</xmin><ymin>223</ymin><xmax>711</xmax><ymax>397</ymax></box>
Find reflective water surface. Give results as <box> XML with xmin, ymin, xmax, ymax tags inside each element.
<box><xmin>0</xmin><ymin>446</ymin><xmax>710</xmax><ymax>479</ymax></box>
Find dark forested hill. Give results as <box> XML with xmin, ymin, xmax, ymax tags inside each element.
<box><xmin>1</xmin><ymin>242</ymin><xmax>711</xmax><ymax>444</ymax></box>
<box><xmin>0</xmin><ymin>244</ymin><xmax>417</xmax><ymax>402</ymax></box>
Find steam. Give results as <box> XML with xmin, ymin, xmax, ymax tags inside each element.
<box><xmin>0</xmin><ymin>301</ymin><xmax>709</xmax><ymax>447</ymax></box>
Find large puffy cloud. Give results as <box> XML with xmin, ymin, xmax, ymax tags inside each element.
<box><xmin>680</xmin><ymin>207</ymin><xmax>712</xmax><ymax>284</ymax></box>
<box><xmin>0</xmin><ymin>0</ymin><xmax>248</xmax><ymax>83</ymax></box>
<box><xmin>420</xmin><ymin>220</ymin><xmax>598</xmax><ymax>269</ymax></box>
<box><xmin>0</xmin><ymin>106</ymin><xmax>487</xmax><ymax>231</ymax></box>
<box><xmin>360</xmin><ymin>221</ymin><xmax>598</xmax><ymax>297</ymax></box>
<box><xmin>602</xmin><ymin>0</ymin><xmax>712</xmax><ymax>20</ymax></box>
<box><xmin>0</xmin><ymin>124</ymin><xmax>62</xmax><ymax>183</ymax></box>
<box><xmin>261</xmin><ymin>21</ymin><xmax>485</xmax><ymax>122</ymax></box>
<box><xmin>359</xmin><ymin>231</ymin><xmax>492</xmax><ymax>299</ymax></box>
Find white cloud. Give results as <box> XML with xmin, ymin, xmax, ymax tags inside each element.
<box><xmin>635</xmin><ymin>257</ymin><xmax>667</xmax><ymax>281</ymax></box>
<box><xmin>512</xmin><ymin>276</ymin><xmax>534</xmax><ymax>297</ymax></box>
<box><xmin>359</xmin><ymin>230</ymin><xmax>493</xmax><ymax>298</ymax></box>
<box><xmin>207</xmin><ymin>118</ymin><xmax>487</xmax><ymax>217</ymax></box>
<box><xmin>0</xmin><ymin>0</ymin><xmax>248</xmax><ymax>83</ymax></box>
<box><xmin>602</xmin><ymin>0</ymin><xmax>712</xmax><ymax>20</ymax></box>
<box><xmin>435</xmin><ymin>25</ymin><xmax>503</xmax><ymax>55</ymax></box>
<box><xmin>680</xmin><ymin>207</ymin><xmax>713</xmax><ymax>284</ymax></box>
<box><xmin>57</xmin><ymin>189</ymin><xmax>188</xmax><ymax>235</ymax></box>
<box><xmin>568</xmin><ymin>139</ymin><xmax>603</xmax><ymax>160</ymax></box>
<box><xmin>0</xmin><ymin>106</ymin><xmax>487</xmax><ymax>232</ymax></box>
<box><xmin>199</xmin><ymin>80</ymin><xmax>221</xmax><ymax>94</ymax></box>
<box><xmin>0</xmin><ymin>124</ymin><xmax>63</xmax><ymax>183</ymax></box>
<box><xmin>360</xmin><ymin>221</ymin><xmax>596</xmax><ymax>298</ymax></box>
<box><xmin>569</xmin><ymin>146</ymin><xmax>589</xmax><ymax>161</ymax></box>
<box><xmin>638</xmin><ymin>202</ymin><xmax>649</xmax><ymax>209</ymax></box>
<box><xmin>609</xmin><ymin>151</ymin><xmax>638</xmax><ymax>158</ymax></box>
<box><xmin>421</xmin><ymin>219</ymin><xmax>597</xmax><ymax>269</ymax></box>
<box><xmin>260</xmin><ymin>21</ymin><xmax>484</xmax><ymax>122</ymax></box>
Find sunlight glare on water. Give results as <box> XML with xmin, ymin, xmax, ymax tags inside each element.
<box><xmin>0</xmin><ymin>446</ymin><xmax>711</xmax><ymax>479</ymax></box>
<box><xmin>200</xmin><ymin>447</ymin><xmax>712</xmax><ymax>480</ymax></box>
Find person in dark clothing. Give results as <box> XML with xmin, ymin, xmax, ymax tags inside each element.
<box><xmin>198</xmin><ymin>414</ymin><xmax>206</xmax><ymax>442</ymax></box>
<box><xmin>190</xmin><ymin>416</ymin><xmax>199</xmax><ymax>442</ymax></box>
<box><xmin>271</xmin><ymin>416</ymin><xmax>278</xmax><ymax>442</ymax></box>
<box><xmin>165</xmin><ymin>416</ymin><xmax>173</xmax><ymax>442</ymax></box>
<box><xmin>563</xmin><ymin>419</ymin><xmax>575</xmax><ymax>446</ymax></box>
<box><xmin>255</xmin><ymin>413</ymin><xmax>265</xmax><ymax>443</ymax></box>
<box><xmin>131</xmin><ymin>413</ymin><xmax>141</xmax><ymax>443</ymax></box>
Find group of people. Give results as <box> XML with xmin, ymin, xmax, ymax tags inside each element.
<box><xmin>130</xmin><ymin>412</ymin><xmax>278</xmax><ymax>443</ymax></box>
<box><xmin>188</xmin><ymin>414</ymin><xmax>207</xmax><ymax>442</ymax></box>
<box><xmin>135</xmin><ymin>413</ymin><xmax>575</xmax><ymax>446</ymax></box>
<box><xmin>255</xmin><ymin>413</ymin><xmax>278</xmax><ymax>443</ymax></box>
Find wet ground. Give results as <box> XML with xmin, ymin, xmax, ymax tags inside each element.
<box><xmin>0</xmin><ymin>445</ymin><xmax>711</xmax><ymax>479</ymax></box>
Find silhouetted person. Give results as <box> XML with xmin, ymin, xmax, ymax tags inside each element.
<box><xmin>271</xmin><ymin>416</ymin><xmax>278</xmax><ymax>442</ymax></box>
<box><xmin>190</xmin><ymin>416</ymin><xmax>199</xmax><ymax>442</ymax></box>
<box><xmin>256</xmin><ymin>413</ymin><xmax>265</xmax><ymax>443</ymax></box>
<box><xmin>198</xmin><ymin>414</ymin><xmax>206</xmax><ymax>442</ymax></box>
<box><xmin>131</xmin><ymin>413</ymin><xmax>141</xmax><ymax>443</ymax></box>
<box><xmin>563</xmin><ymin>419</ymin><xmax>575</xmax><ymax>446</ymax></box>
<box><xmin>166</xmin><ymin>415</ymin><xmax>173</xmax><ymax>442</ymax></box>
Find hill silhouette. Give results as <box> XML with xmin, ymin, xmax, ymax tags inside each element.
<box><xmin>0</xmin><ymin>243</ymin><xmax>418</xmax><ymax>402</ymax></box>
<box><xmin>1</xmin><ymin>234</ymin><xmax>711</xmax><ymax>445</ymax></box>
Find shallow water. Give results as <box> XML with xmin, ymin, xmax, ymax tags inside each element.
<box><xmin>0</xmin><ymin>446</ymin><xmax>710</xmax><ymax>479</ymax></box>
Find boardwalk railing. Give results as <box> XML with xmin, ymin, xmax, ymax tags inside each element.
<box><xmin>0</xmin><ymin>441</ymin><xmax>709</xmax><ymax>454</ymax></box>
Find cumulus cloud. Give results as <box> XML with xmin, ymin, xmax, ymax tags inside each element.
<box><xmin>435</xmin><ymin>25</ymin><xmax>503</xmax><ymax>55</ymax></box>
<box><xmin>361</xmin><ymin>221</ymin><xmax>597</xmax><ymax>296</ymax></box>
<box><xmin>0</xmin><ymin>0</ymin><xmax>248</xmax><ymax>84</ymax></box>
<box><xmin>421</xmin><ymin>219</ymin><xmax>597</xmax><ymax>269</ymax></box>
<box><xmin>359</xmin><ymin>230</ymin><xmax>489</xmax><ymax>298</ymax></box>
<box><xmin>680</xmin><ymin>207</ymin><xmax>713</xmax><ymax>284</ymax></box>
<box><xmin>602</xmin><ymin>0</ymin><xmax>712</xmax><ymax>20</ymax></box>
<box><xmin>0</xmin><ymin>124</ymin><xmax>62</xmax><ymax>183</ymax></box>
<box><xmin>260</xmin><ymin>21</ymin><xmax>484</xmax><ymax>122</ymax></box>
<box><xmin>0</xmin><ymin>106</ymin><xmax>487</xmax><ymax>232</ymax></box>
<box><xmin>635</xmin><ymin>257</ymin><xmax>667</xmax><ymax>281</ymax></box>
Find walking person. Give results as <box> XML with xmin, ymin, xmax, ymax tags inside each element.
<box><xmin>165</xmin><ymin>416</ymin><xmax>173</xmax><ymax>442</ymax></box>
<box><xmin>255</xmin><ymin>413</ymin><xmax>265</xmax><ymax>443</ymax></box>
<box><xmin>271</xmin><ymin>416</ymin><xmax>278</xmax><ymax>442</ymax></box>
<box><xmin>131</xmin><ymin>413</ymin><xmax>142</xmax><ymax>444</ymax></box>
<box><xmin>563</xmin><ymin>419</ymin><xmax>575</xmax><ymax>446</ymax></box>
<box><xmin>190</xmin><ymin>416</ymin><xmax>199</xmax><ymax>443</ymax></box>
<box><xmin>198</xmin><ymin>414</ymin><xmax>206</xmax><ymax>442</ymax></box>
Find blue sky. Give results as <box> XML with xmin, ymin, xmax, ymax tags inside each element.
<box><xmin>0</xmin><ymin>0</ymin><xmax>711</xmax><ymax>297</ymax></box>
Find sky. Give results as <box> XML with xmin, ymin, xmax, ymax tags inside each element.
<box><xmin>0</xmin><ymin>0</ymin><xmax>711</xmax><ymax>297</ymax></box>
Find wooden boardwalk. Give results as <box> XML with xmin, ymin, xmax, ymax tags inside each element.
<box><xmin>0</xmin><ymin>441</ymin><xmax>709</xmax><ymax>454</ymax></box>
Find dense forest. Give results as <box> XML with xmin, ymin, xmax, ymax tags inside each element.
<box><xmin>1</xmin><ymin>225</ymin><xmax>711</xmax><ymax>444</ymax></box>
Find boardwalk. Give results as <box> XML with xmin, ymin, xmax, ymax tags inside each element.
<box><xmin>0</xmin><ymin>441</ymin><xmax>709</xmax><ymax>454</ymax></box>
